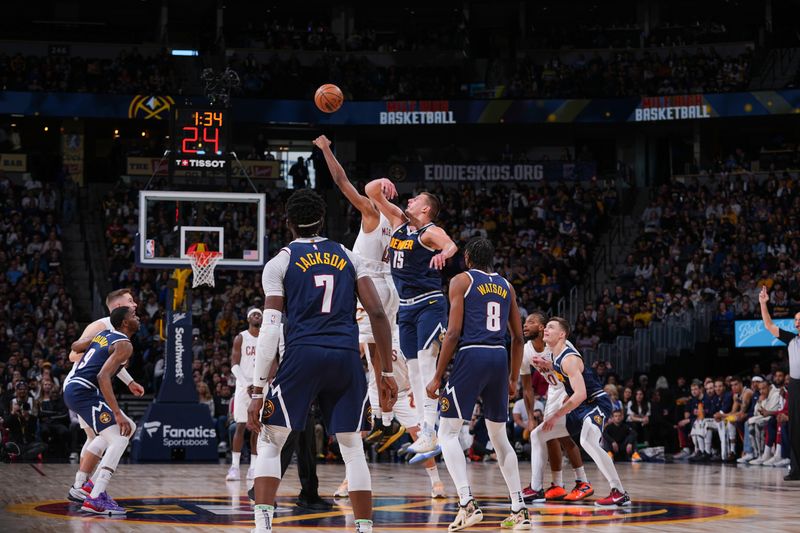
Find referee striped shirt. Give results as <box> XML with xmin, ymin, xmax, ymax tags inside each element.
<box><xmin>778</xmin><ymin>328</ymin><xmax>800</xmax><ymax>379</ymax></box>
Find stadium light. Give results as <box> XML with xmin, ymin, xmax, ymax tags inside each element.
<box><xmin>171</xmin><ymin>49</ymin><xmax>199</xmax><ymax>57</ymax></box>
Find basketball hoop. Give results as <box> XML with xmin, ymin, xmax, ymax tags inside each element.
<box><xmin>188</xmin><ymin>250</ymin><xmax>223</xmax><ymax>287</ymax></box>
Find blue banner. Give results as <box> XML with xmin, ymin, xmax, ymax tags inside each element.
<box><xmin>130</xmin><ymin>402</ymin><xmax>218</xmax><ymax>462</ymax></box>
<box><xmin>734</xmin><ymin>319</ymin><xmax>797</xmax><ymax>348</ymax></box>
<box><xmin>158</xmin><ymin>310</ymin><xmax>197</xmax><ymax>403</ymax></box>
<box><xmin>2</xmin><ymin>90</ymin><xmax>799</xmax><ymax>124</ymax></box>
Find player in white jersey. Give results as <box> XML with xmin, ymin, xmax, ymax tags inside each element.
<box><xmin>66</xmin><ymin>288</ymin><xmax>144</xmax><ymax>504</ymax></box>
<box><xmin>314</xmin><ymin>135</ymin><xmax>444</xmax><ymax>498</ymax></box>
<box><xmin>519</xmin><ymin>313</ymin><xmax>593</xmax><ymax>503</ymax></box>
<box><xmin>227</xmin><ymin>308</ymin><xmax>263</xmax><ymax>481</ymax></box>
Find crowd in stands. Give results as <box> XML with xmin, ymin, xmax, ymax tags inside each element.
<box><xmin>1</xmin><ymin>49</ymin><xmax>178</xmax><ymax>95</ymax></box>
<box><xmin>4</xmin><ymin>43</ymin><xmax>755</xmax><ymax>100</ymax></box>
<box><xmin>0</xmin><ymin>171</ymin><xmax>80</xmax><ymax>461</ymax></box>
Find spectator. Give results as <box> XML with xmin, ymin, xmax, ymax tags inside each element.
<box><xmin>289</xmin><ymin>157</ymin><xmax>309</xmax><ymax>189</ymax></box>
<box><xmin>36</xmin><ymin>379</ymin><xmax>70</xmax><ymax>458</ymax></box>
<box><xmin>627</xmin><ymin>388</ymin><xmax>651</xmax><ymax>445</ymax></box>
<box><xmin>603</xmin><ymin>409</ymin><xmax>640</xmax><ymax>462</ymax></box>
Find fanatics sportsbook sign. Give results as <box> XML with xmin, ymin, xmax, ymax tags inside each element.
<box><xmin>633</xmin><ymin>95</ymin><xmax>711</xmax><ymax>122</ymax></box>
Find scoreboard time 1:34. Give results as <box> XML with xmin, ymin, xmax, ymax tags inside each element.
<box><xmin>171</xmin><ymin>107</ymin><xmax>230</xmax><ymax>157</ymax></box>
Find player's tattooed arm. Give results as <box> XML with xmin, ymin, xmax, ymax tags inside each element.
<box><xmin>97</xmin><ymin>341</ymin><xmax>134</xmax><ymax>436</ymax></box>
<box><xmin>427</xmin><ymin>273</ymin><xmax>469</xmax><ymax>399</ymax></box>
<box><xmin>421</xmin><ymin>226</ymin><xmax>458</xmax><ymax>270</ymax></box>
<box><xmin>365</xmin><ymin>178</ymin><xmax>406</xmax><ymax>229</ymax></box>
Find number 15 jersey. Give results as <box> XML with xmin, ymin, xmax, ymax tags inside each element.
<box><xmin>262</xmin><ymin>237</ymin><xmax>367</xmax><ymax>350</ymax></box>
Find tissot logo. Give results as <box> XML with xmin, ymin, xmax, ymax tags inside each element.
<box><xmin>144</xmin><ymin>421</ymin><xmax>162</xmax><ymax>437</ymax></box>
<box><xmin>177</xmin><ymin>159</ymin><xmax>227</xmax><ymax>168</ymax></box>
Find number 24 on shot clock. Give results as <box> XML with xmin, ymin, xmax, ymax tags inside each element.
<box><xmin>172</xmin><ymin>107</ymin><xmax>230</xmax><ymax>157</ymax></box>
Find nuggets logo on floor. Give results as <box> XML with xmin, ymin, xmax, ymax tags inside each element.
<box><xmin>440</xmin><ymin>398</ymin><xmax>450</xmax><ymax>412</ymax></box>
<box><xmin>99</xmin><ymin>412</ymin><xmax>112</xmax><ymax>424</ymax></box>
<box><xmin>9</xmin><ymin>495</ymin><xmax>755</xmax><ymax>528</ymax></box>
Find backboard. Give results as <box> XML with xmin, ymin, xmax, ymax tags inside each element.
<box><xmin>136</xmin><ymin>190</ymin><xmax>267</xmax><ymax>270</ymax></box>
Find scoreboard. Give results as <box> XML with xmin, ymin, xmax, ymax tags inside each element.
<box><xmin>170</xmin><ymin>107</ymin><xmax>231</xmax><ymax>173</ymax></box>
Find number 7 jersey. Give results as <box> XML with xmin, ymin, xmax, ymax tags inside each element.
<box><xmin>262</xmin><ymin>237</ymin><xmax>367</xmax><ymax>350</ymax></box>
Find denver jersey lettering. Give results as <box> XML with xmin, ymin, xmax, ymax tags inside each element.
<box><xmin>389</xmin><ymin>222</ymin><xmax>441</xmax><ymax>299</ymax></box>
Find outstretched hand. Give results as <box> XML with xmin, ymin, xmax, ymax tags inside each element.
<box><xmin>313</xmin><ymin>135</ymin><xmax>331</xmax><ymax>150</ymax></box>
<box><xmin>759</xmin><ymin>285</ymin><xmax>769</xmax><ymax>304</ymax></box>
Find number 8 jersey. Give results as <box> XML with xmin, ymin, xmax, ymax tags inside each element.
<box><xmin>459</xmin><ymin>269</ymin><xmax>511</xmax><ymax>347</ymax></box>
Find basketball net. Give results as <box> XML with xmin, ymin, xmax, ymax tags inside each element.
<box><xmin>187</xmin><ymin>243</ymin><xmax>222</xmax><ymax>288</ymax></box>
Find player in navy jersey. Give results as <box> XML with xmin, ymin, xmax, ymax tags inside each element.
<box><xmin>539</xmin><ymin>317</ymin><xmax>631</xmax><ymax>507</ymax></box>
<box><xmin>365</xmin><ymin>178</ymin><xmax>458</xmax><ymax>457</ymax></box>
<box><xmin>247</xmin><ymin>189</ymin><xmax>397</xmax><ymax>533</ymax></box>
<box><xmin>63</xmin><ymin>306</ymin><xmax>140</xmax><ymax>516</ymax></box>
<box><xmin>426</xmin><ymin>238</ymin><xmax>530</xmax><ymax>531</ymax></box>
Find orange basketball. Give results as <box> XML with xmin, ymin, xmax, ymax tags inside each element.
<box><xmin>314</xmin><ymin>84</ymin><xmax>344</xmax><ymax>113</ymax></box>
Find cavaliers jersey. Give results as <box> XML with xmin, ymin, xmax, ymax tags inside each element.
<box><xmin>460</xmin><ymin>269</ymin><xmax>510</xmax><ymax>346</ymax></box>
<box><xmin>552</xmin><ymin>344</ymin><xmax>605</xmax><ymax>400</ymax></box>
<box><xmin>389</xmin><ymin>222</ymin><xmax>441</xmax><ymax>300</ymax></box>
<box><xmin>263</xmin><ymin>238</ymin><xmax>362</xmax><ymax>350</ymax></box>
<box><xmin>353</xmin><ymin>213</ymin><xmax>392</xmax><ymax>276</ymax></box>
<box><xmin>522</xmin><ymin>340</ymin><xmax>572</xmax><ymax>395</ymax></box>
<box><xmin>64</xmin><ymin>330</ymin><xmax>130</xmax><ymax>391</ymax></box>
<box><xmin>99</xmin><ymin>316</ymin><xmax>116</xmax><ymax>332</ymax></box>
<box><xmin>237</xmin><ymin>330</ymin><xmax>258</xmax><ymax>384</ymax></box>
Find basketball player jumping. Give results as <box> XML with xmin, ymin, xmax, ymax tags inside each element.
<box><xmin>247</xmin><ymin>189</ymin><xmax>398</xmax><ymax>533</ymax></box>
<box><xmin>63</xmin><ymin>306</ymin><xmax>140</xmax><ymax>516</ymax></box>
<box><xmin>365</xmin><ymin>177</ymin><xmax>458</xmax><ymax>458</ymax></box>
<box><xmin>520</xmin><ymin>313</ymin><xmax>593</xmax><ymax>503</ymax></box>
<box><xmin>227</xmin><ymin>308</ymin><xmax>263</xmax><ymax>481</ymax></box>
<box><xmin>539</xmin><ymin>317</ymin><xmax>631</xmax><ymax>507</ymax></box>
<box><xmin>427</xmin><ymin>238</ymin><xmax>531</xmax><ymax>531</ymax></box>
<box><xmin>313</xmin><ymin>135</ymin><xmax>445</xmax><ymax>498</ymax></box>
<box><xmin>66</xmin><ymin>288</ymin><xmax>144</xmax><ymax>504</ymax></box>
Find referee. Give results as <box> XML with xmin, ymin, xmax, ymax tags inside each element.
<box><xmin>759</xmin><ymin>286</ymin><xmax>800</xmax><ymax>481</ymax></box>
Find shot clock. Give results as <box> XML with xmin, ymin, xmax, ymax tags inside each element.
<box><xmin>171</xmin><ymin>107</ymin><xmax>230</xmax><ymax>159</ymax></box>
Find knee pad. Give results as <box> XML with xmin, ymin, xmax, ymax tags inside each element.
<box><xmin>86</xmin><ymin>435</ymin><xmax>108</xmax><ymax>458</ymax></box>
<box><xmin>437</xmin><ymin>417</ymin><xmax>462</xmax><ymax>440</ymax></box>
<box><xmin>254</xmin><ymin>425</ymin><xmax>290</xmax><ymax>479</ymax></box>
<box><xmin>337</xmin><ymin>431</ymin><xmax>371</xmax><ymax>491</ymax></box>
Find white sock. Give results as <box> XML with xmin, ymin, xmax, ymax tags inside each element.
<box><xmin>382</xmin><ymin>413</ymin><xmax>393</xmax><ymax>426</ymax></box>
<box><xmin>254</xmin><ymin>503</ymin><xmax>274</xmax><ymax>532</ymax></box>
<box><xmin>457</xmin><ymin>485</ymin><xmax>473</xmax><ymax>506</ymax></box>
<box><xmin>74</xmin><ymin>470</ymin><xmax>88</xmax><ymax>489</ymax></box>
<box><xmin>552</xmin><ymin>469</ymin><xmax>563</xmax><ymax>487</ymax></box>
<box><xmin>355</xmin><ymin>518</ymin><xmax>373</xmax><ymax>533</ymax></box>
<box><xmin>90</xmin><ymin>468</ymin><xmax>112</xmax><ymax>499</ymax></box>
<box><xmin>574</xmin><ymin>466</ymin><xmax>586</xmax><ymax>483</ymax></box>
<box><xmin>232</xmin><ymin>452</ymin><xmax>241</xmax><ymax>469</ymax></box>
<box><xmin>426</xmin><ymin>465</ymin><xmax>441</xmax><ymax>484</ymax></box>
<box><xmin>250</xmin><ymin>454</ymin><xmax>258</xmax><ymax>467</ymax></box>
<box><xmin>510</xmin><ymin>489</ymin><xmax>525</xmax><ymax>512</ymax></box>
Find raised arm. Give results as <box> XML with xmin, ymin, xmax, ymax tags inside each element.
<box><xmin>420</xmin><ymin>225</ymin><xmax>458</xmax><ymax>270</ymax></box>
<box><xmin>426</xmin><ymin>273</ymin><xmax>469</xmax><ymax>399</ymax></box>
<box><xmin>759</xmin><ymin>286</ymin><xmax>779</xmax><ymax>337</ymax></box>
<box><xmin>96</xmin><ymin>341</ymin><xmax>134</xmax><ymax>436</ymax></box>
<box><xmin>365</xmin><ymin>178</ymin><xmax>407</xmax><ymax>229</ymax></box>
<box><xmin>313</xmin><ymin>135</ymin><xmax>380</xmax><ymax>231</ymax></box>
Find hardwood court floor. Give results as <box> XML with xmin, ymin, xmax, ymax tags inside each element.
<box><xmin>0</xmin><ymin>461</ymin><xmax>797</xmax><ymax>532</ymax></box>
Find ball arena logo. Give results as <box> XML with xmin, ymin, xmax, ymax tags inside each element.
<box><xmin>633</xmin><ymin>95</ymin><xmax>711</xmax><ymax>122</ymax></box>
<box><xmin>380</xmin><ymin>100</ymin><xmax>456</xmax><ymax>125</ymax></box>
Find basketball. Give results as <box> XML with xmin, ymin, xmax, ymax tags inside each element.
<box><xmin>314</xmin><ymin>83</ymin><xmax>344</xmax><ymax>113</ymax></box>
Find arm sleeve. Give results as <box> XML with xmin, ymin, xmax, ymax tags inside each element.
<box><xmin>777</xmin><ymin>329</ymin><xmax>796</xmax><ymax>345</ymax></box>
<box><xmin>262</xmin><ymin>248</ymin><xmax>290</xmax><ymax>297</ymax></box>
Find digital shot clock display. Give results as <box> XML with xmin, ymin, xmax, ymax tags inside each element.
<box><xmin>171</xmin><ymin>107</ymin><xmax>230</xmax><ymax>158</ymax></box>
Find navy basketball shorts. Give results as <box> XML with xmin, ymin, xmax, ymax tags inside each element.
<box><xmin>63</xmin><ymin>383</ymin><xmax>117</xmax><ymax>434</ymax></box>
<box><xmin>263</xmin><ymin>345</ymin><xmax>368</xmax><ymax>434</ymax></box>
<box><xmin>439</xmin><ymin>345</ymin><xmax>509</xmax><ymax>423</ymax></box>
<box><xmin>566</xmin><ymin>393</ymin><xmax>613</xmax><ymax>438</ymax></box>
<box><xmin>398</xmin><ymin>294</ymin><xmax>446</xmax><ymax>360</ymax></box>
